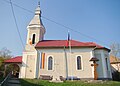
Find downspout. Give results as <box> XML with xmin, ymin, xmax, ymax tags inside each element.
<box><xmin>64</xmin><ymin>46</ymin><xmax>68</xmax><ymax>80</ymax></box>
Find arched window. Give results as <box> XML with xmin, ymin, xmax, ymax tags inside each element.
<box><xmin>105</xmin><ymin>58</ymin><xmax>108</xmax><ymax>70</ymax></box>
<box><xmin>48</xmin><ymin>56</ymin><xmax>53</xmax><ymax>70</ymax></box>
<box><xmin>32</xmin><ymin>34</ymin><xmax>35</xmax><ymax>44</ymax></box>
<box><xmin>77</xmin><ymin>56</ymin><xmax>82</xmax><ymax>70</ymax></box>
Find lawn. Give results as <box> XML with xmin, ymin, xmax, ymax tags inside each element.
<box><xmin>20</xmin><ymin>79</ymin><xmax>120</xmax><ymax>86</ymax></box>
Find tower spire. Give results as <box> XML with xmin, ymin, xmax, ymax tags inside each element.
<box><xmin>35</xmin><ymin>2</ymin><xmax>41</xmax><ymax>15</ymax></box>
<box><xmin>26</xmin><ymin>2</ymin><xmax>45</xmax><ymax>43</ymax></box>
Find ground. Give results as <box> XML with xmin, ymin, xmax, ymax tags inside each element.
<box><xmin>20</xmin><ymin>79</ymin><xmax>120</xmax><ymax>86</ymax></box>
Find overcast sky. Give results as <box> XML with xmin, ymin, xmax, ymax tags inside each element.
<box><xmin>0</xmin><ymin>0</ymin><xmax>120</xmax><ymax>56</ymax></box>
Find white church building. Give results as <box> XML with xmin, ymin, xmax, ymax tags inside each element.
<box><xmin>5</xmin><ymin>4</ymin><xmax>112</xmax><ymax>80</ymax></box>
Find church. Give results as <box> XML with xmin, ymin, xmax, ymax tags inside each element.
<box><xmin>5</xmin><ymin>4</ymin><xmax>112</xmax><ymax>80</ymax></box>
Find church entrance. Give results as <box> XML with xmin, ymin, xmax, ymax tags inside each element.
<box><xmin>11</xmin><ymin>64</ymin><xmax>20</xmax><ymax>78</ymax></box>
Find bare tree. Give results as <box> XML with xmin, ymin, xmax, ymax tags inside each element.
<box><xmin>0</xmin><ymin>47</ymin><xmax>12</xmax><ymax>77</ymax></box>
<box><xmin>0</xmin><ymin>47</ymin><xmax>12</xmax><ymax>58</ymax></box>
<box><xmin>110</xmin><ymin>43</ymin><xmax>120</xmax><ymax>80</ymax></box>
<box><xmin>110</xmin><ymin>43</ymin><xmax>120</xmax><ymax>58</ymax></box>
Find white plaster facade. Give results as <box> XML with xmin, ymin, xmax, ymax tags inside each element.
<box><xmin>36</xmin><ymin>48</ymin><xmax>112</xmax><ymax>80</ymax></box>
<box><xmin>37</xmin><ymin>48</ymin><xmax>94</xmax><ymax>80</ymax></box>
<box><xmin>94</xmin><ymin>50</ymin><xmax>112</xmax><ymax>79</ymax></box>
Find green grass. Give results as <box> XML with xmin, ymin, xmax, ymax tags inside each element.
<box><xmin>20</xmin><ymin>79</ymin><xmax>120</xmax><ymax>86</ymax></box>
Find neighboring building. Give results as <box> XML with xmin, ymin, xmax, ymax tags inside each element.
<box><xmin>110</xmin><ymin>55</ymin><xmax>120</xmax><ymax>73</ymax></box>
<box><xmin>5</xmin><ymin>4</ymin><xmax>112</xmax><ymax>80</ymax></box>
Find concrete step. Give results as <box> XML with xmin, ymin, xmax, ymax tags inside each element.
<box><xmin>6</xmin><ymin>78</ymin><xmax>21</xmax><ymax>86</ymax></box>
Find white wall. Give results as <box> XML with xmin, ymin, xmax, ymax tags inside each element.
<box><xmin>94</xmin><ymin>49</ymin><xmax>112</xmax><ymax>79</ymax></box>
<box><xmin>20</xmin><ymin>51</ymin><xmax>37</xmax><ymax>78</ymax></box>
<box><xmin>37</xmin><ymin>48</ymin><xmax>94</xmax><ymax>80</ymax></box>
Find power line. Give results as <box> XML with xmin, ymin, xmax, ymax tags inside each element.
<box><xmin>3</xmin><ymin>0</ymin><xmax>34</xmax><ymax>13</ymax></box>
<box><xmin>9</xmin><ymin>0</ymin><xmax>24</xmax><ymax>48</ymax></box>
<box><xmin>41</xmin><ymin>16</ymin><xmax>109</xmax><ymax>46</ymax></box>
<box><xmin>2</xmin><ymin>0</ymin><xmax>109</xmax><ymax>47</ymax></box>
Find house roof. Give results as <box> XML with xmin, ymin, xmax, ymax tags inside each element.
<box><xmin>4</xmin><ymin>56</ymin><xmax>22</xmax><ymax>63</ymax></box>
<box><xmin>110</xmin><ymin>55</ymin><xmax>120</xmax><ymax>64</ymax></box>
<box><xmin>35</xmin><ymin>40</ymin><xmax>110</xmax><ymax>51</ymax></box>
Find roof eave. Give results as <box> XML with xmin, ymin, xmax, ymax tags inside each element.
<box><xmin>35</xmin><ymin>46</ymin><xmax>96</xmax><ymax>49</ymax></box>
<box><xmin>95</xmin><ymin>47</ymin><xmax>111</xmax><ymax>52</ymax></box>
<box><xmin>111</xmin><ymin>62</ymin><xmax>120</xmax><ymax>64</ymax></box>
<box><xmin>4</xmin><ymin>62</ymin><xmax>22</xmax><ymax>64</ymax></box>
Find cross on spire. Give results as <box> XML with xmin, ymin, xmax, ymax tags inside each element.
<box><xmin>38</xmin><ymin>1</ymin><xmax>40</xmax><ymax>7</ymax></box>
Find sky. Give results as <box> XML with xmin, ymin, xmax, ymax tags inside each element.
<box><xmin>0</xmin><ymin>0</ymin><xmax>120</xmax><ymax>56</ymax></box>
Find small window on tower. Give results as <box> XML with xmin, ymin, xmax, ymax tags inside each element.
<box><xmin>32</xmin><ymin>34</ymin><xmax>36</xmax><ymax>44</ymax></box>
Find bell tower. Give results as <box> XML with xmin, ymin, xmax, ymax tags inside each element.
<box><xmin>25</xmin><ymin>2</ymin><xmax>45</xmax><ymax>51</ymax></box>
<box><xmin>20</xmin><ymin>3</ymin><xmax>45</xmax><ymax>79</ymax></box>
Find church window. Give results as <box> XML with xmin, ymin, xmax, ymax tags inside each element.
<box><xmin>32</xmin><ymin>34</ymin><xmax>36</xmax><ymax>44</ymax></box>
<box><xmin>77</xmin><ymin>56</ymin><xmax>82</xmax><ymax>70</ymax></box>
<box><xmin>48</xmin><ymin>56</ymin><xmax>53</xmax><ymax>70</ymax></box>
<box><xmin>105</xmin><ymin>54</ymin><xmax>109</xmax><ymax>70</ymax></box>
<box><xmin>105</xmin><ymin>58</ymin><xmax>108</xmax><ymax>70</ymax></box>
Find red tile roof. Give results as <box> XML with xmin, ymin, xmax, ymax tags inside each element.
<box><xmin>36</xmin><ymin>40</ymin><xmax>100</xmax><ymax>48</ymax></box>
<box><xmin>4</xmin><ymin>56</ymin><xmax>22</xmax><ymax>63</ymax></box>
<box><xmin>35</xmin><ymin>40</ymin><xmax>110</xmax><ymax>51</ymax></box>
